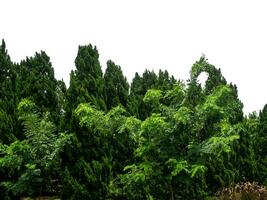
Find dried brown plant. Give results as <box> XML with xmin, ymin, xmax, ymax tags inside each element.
<box><xmin>215</xmin><ymin>182</ymin><xmax>267</xmax><ymax>200</ymax></box>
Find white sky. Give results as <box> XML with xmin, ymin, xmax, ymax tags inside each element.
<box><xmin>0</xmin><ymin>0</ymin><xmax>267</xmax><ymax>114</ymax></box>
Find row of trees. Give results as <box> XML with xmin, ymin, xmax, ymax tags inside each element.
<box><xmin>0</xmin><ymin>39</ymin><xmax>266</xmax><ymax>199</ymax></box>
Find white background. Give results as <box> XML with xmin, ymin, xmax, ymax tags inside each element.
<box><xmin>0</xmin><ymin>0</ymin><xmax>267</xmax><ymax>114</ymax></box>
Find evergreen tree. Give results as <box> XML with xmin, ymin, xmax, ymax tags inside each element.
<box><xmin>103</xmin><ymin>60</ymin><xmax>129</xmax><ymax>110</ymax></box>
<box><xmin>62</xmin><ymin>45</ymin><xmax>108</xmax><ymax>199</ymax></box>
<box><xmin>129</xmin><ymin>70</ymin><xmax>158</xmax><ymax>119</ymax></box>
<box><xmin>184</xmin><ymin>78</ymin><xmax>204</xmax><ymax>108</ymax></box>
<box><xmin>1</xmin><ymin>39</ymin><xmax>267</xmax><ymax>199</ymax></box>
<box><xmin>17</xmin><ymin>51</ymin><xmax>61</xmax><ymax>125</ymax></box>
<box><xmin>61</xmin><ymin>105</ymin><xmax>136</xmax><ymax>200</ymax></box>
<box><xmin>66</xmin><ymin>44</ymin><xmax>106</xmax><ymax>127</ymax></box>
<box><xmin>0</xmin><ymin>40</ymin><xmax>19</xmax><ymax>143</ymax></box>
<box><xmin>129</xmin><ymin>69</ymin><xmax>177</xmax><ymax>119</ymax></box>
<box><xmin>256</xmin><ymin>104</ymin><xmax>267</xmax><ymax>184</ymax></box>
<box><xmin>157</xmin><ymin>69</ymin><xmax>176</xmax><ymax>90</ymax></box>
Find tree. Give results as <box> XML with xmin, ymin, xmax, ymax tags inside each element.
<box><xmin>190</xmin><ymin>56</ymin><xmax>227</xmax><ymax>95</ymax></box>
<box><xmin>129</xmin><ymin>69</ymin><xmax>170</xmax><ymax>119</ymax></box>
<box><xmin>1</xmin><ymin>39</ymin><xmax>266</xmax><ymax>199</ymax></box>
<box><xmin>120</xmin><ymin>84</ymin><xmax>240</xmax><ymax>199</ymax></box>
<box><xmin>61</xmin><ymin>104</ymin><xmax>137</xmax><ymax>200</ymax></box>
<box><xmin>187</xmin><ymin>57</ymin><xmax>243</xmax><ymax>124</ymax></box>
<box><xmin>157</xmin><ymin>69</ymin><xmax>176</xmax><ymax>90</ymax></box>
<box><xmin>67</xmin><ymin>44</ymin><xmax>106</xmax><ymax>111</ymax></box>
<box><xmin>0</xmin><ymin>99</ymin><xmax>70</xmax><ymax>198</ymax></box>
<box><xmin>17</xmin><ymin>51</ymin><xmax>62</xmax><ymax>126</ymax></box>
<box><xmin>255</xmin><ymin>104</ymin><xmax>267</xmax><ymax>184</ymax></box>
<box><xmin>0</xmin><ymin>40</ymin><xmax>19</xmax><ymax>143</ymax></box>
<box><xmin>65</xmin><ymin>44</ymin><xmax>106</xmax><ymax>131</ymax></box>
<box><xmin>104</xmin><ymin>60</ymin><xmax>129</xmax><ymax>110</ymax></box>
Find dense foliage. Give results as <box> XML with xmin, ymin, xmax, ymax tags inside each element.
<box><xmin>0</xmin><ymin>39</ymin><xmax>266</xmax><ymax>199</ymax></box>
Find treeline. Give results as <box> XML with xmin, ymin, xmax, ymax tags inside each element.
<box><xmin>0</xmin><ymin>39</ymin><xmax>266</xmax><ymax>199</ymax></box>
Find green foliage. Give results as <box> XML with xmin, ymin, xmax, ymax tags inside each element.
<box><xmin>0</xmin><ymin>40</ymin><xmax>266</xmax><ymax>199</ymax></box>
<box><xmin>143</xmin><ymin>89</ymin><xmax>162</xmax><ymax>110</ymax></box>
<box><xmin>190</xmin><ymin>56</ymin><xmax>226</xmax><ymax>95</ymax></box>
<box><xmin>129</xmin><ymin>69</ymin><xmax>176</xmax><ymax>119</ymax></box>
<box><xmin>62</xmin><ymin>103</ymin><xmax>136</xmax><ymax>199</ymax></box>
<box><xmin>0</xmin><ymin>99</ymin><xmax>70</xmax><ymax>198</ymax></box>
<box><xmin>0</xmin><ymin>40</ymin><xmax>19</xmax><ymax>143</ymax></box>
<box><xmin>17</xmin><ymin>52</ymin><xmax>62</xmax><ymax>125</ymax></box>
<box><xmin>66</xmin><ymin>44</ymin><xmax>106</xmax><ymax>116</ymax></box>
<box><xmin>104</xmin><ymin>60</ymin><xmax>129</xmax><ymax>110</ymax></box>
<box><xmin>118</xmin><ymin>82</ymin><xmax>242</xmax><ymax>199</ymax></box>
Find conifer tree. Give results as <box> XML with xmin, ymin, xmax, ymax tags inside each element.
<box><xmin>1</xmin><ymin>39</ymin><xmax>267</xmax><ymax>199</ymax></box>
<box><xmin>157</xmin><ymin>69</ymin><xmax>176</xmax><ymax>90</ymax></box>
<box><xmin>66</xmin><ymin>44</ymin><xmax>106</xmax><ymax>121</ymax></box>
<box><xmin>129</xmin><ymin>70</ymin><xmax>158</xmax><ymax>119</ymax></box>
<box><xmin>103</xmin><ymin>60</ymin><xmax>129</xmax><ymax>110</ymax></box>
<box><xmin>0</xmin><ymin>40</ymin><xmax>19</xmax><ymax>143</ymax></box>
<box><xmin>17</xmin><ymin>51</ymin><xmax>61</xmax><ymax>125</ymax></box>
<box><xmin>62</xmin><ymin>45</ymin><xmax>107</xmax><ymax>198</ymax></box>
<box><xmin>256</xmin><ymin>104</ymin><xmax>267</xmax><ymax>183</ymax></box>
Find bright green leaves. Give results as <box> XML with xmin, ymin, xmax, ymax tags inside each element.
<box><xmin>173</xmin><ymin>107</ymin><xmax>192</xmax><ymax>125</ymax></box>
<box><xmin>136</xmin><ymin>113</ymin><xmax>170</xmax><ymax>159</ymax></box>
<box><xmin>190</xmin><ymin>56</ymin><xmax>226</xmax><ymax>95</ymax></box>
<box><xmin>143</xmin><ymin>89</ymin><xmax>162</xmax><ymax>105</ymax></box>
<box><xmin>166</xmin><ymin>159</ymin><xmax>190</xmax><ymax>177</ymax></box>
<box><xmin>198</xmin><ymin>85</ymin><xmax>231</xmax><ymax>117</ymax></box>
<box><xmin>129</xmin><ymin>69</ymin><xmax>177</xmax><ymax>119</ymax></box>
<box><xmin>121</xmin><ymin>162</ymin><xmax>159</xmax><ymax>200</ymax></box>
<box><xmin>118</xmin><ymin>116</ymin><xmax>141</xmax><ymax>134</ymax></box>
<box><xmin>17</xmin><ymin>98</ymin><xmax>36</xmax><ymax>114</ymax></box>
<box><xmin>75</xmin><ymin>103</ymin><xmax>105</xmax><ymax>129</ymax></box>
<box><xmin>123</xmin><ymin>162</ymin><xmax>155</xmax><ymax>183</ymax></box>
<box><xmin>18</xmin><ymin>99</ymin><xmax>58</xmax><ymax>162</ymax></box>
<box><xmin>197</xmin><ymin>135</ymin><xmax>240</xmax><ymax>156</ymax></box>
<box><xmin>164</xmin><ymin>83</ymin><xmax>185</xmax><ymax>108</ymax></box>
<box><xmin>118</xmin><ymin>70</ymin><xmax>242</xmax><ymax>199</ymax></box>
<box><xmin>196</xmin><ymin>84</ymin><xmax>243</xmax><ymax>130</ymax></box>
<box><xmin>0</xmin><ymin>99</ymin><xmax>70</xmax><ymax>197</ymax></box>
<box><xmin>0</xmin><ymin>141</ymin><xmax>29</xmax><ymax>175</ymax></box>
<box><xmin>74</xmin><ymin>103</ymin><xmax>129</xmax><ymax>135</ymax></box>
<box><xmin>166</xmin><ymin>159</ymin><xmax>206</xmax><ymax>178</ymax></box>
<box><xmin>190</xmin><ymin>164</ymin><xmax>206</xmax><ymax>178</ymax></box>
<box><xmin>141</xmin><ymin>113</ymin><xmax>168</xmax><ymax>138</ymax></box>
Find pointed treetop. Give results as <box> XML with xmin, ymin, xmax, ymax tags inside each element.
<box><xmin>1</xmin><ymin>39</ymin><xmax>6</xmax><ymax>54</ymax></box>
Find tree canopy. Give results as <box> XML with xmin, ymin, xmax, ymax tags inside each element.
<box><xmin>0</xmin><ymin>40</ymin><xmax>266</xmax><ymax>199</ymax></box>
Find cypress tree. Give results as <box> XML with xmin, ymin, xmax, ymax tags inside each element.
<box><xmin>129</xmin><ymin>69</ymin><xmax>177</xmax><ymax>119</ymax></box>
<box><xmin>157</xmin><ymin>69</ymin><xmax>176</xmax><ymax>90</ymax></box>
<box><xmin>66</xmin><ymin>44</ymin><xmax>106</xmax><ymax>117</ymax></box>
<box><xmin>103</xmin><ymin>60</ymin><xmax>129</xmax><ymax>110</ymax></box>
<box><xmin>129</xmin><ymin>70</ymin><xmax>158</xmax><ymax>119</ymax></box>
<box><xmin>17</xmin><ymin>51</ymin><xmax>61</xmax><ymax>125</ymax></box>
<box><xmin>256</xmin><ymin>104</ymin><xmax>267</xmax><ymax>183</ymax></box>
<box><xmin>0</xmin><ymin>40</ymin><xmax>19</xmax><ymax>143</ymax></box>
<box><xmin>62</xmin><ymin>45</ymin><xmax>107</xmax><ymax>199</ymax></box>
